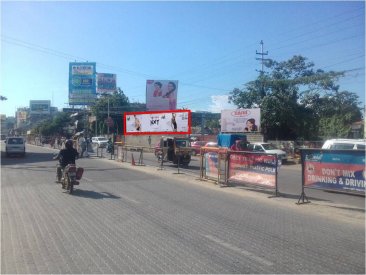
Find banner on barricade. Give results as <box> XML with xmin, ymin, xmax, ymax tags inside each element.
<box><xmin>228</xmin><ymin>152</ymin><xmax>277</xmax><ymax>188</ymax></box>
<box><xmin>204</xmin><ymin>152</ymin><xmax>219</xmax><ymax>178</ymax></box>
<box><xmin>302</xmin><ymin>149</ymin><xmax>365</xmax><ymax>193</ymax></box>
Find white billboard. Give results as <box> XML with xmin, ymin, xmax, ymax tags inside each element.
<box><xmin>146</xmin><ymin>80</ymin><xmax>178</xmax><ymax>111</ymax></box>
<box><xmin>124</xmin><ymin>110</ymin><xmax>190</xmax><ymax>135</ymax></box>
<box><xmin>221</xmin><ymin>109</ymin><xmax>261</xmax><ymax>133</ymax></box>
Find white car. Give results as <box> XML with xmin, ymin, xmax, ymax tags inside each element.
<box><xmin>248</xmin><ymin>142</ymin><xmax>287</xmax><ymax>162</ymax></box>
<box><xmin>321</xmin><ymin>139</ymin><xmax>365</xmax><ymax>150</ymax></box>
<box><xmin>91</xmin><ymin>136</ymin><xmax>108</xmax><ymax>148</ymax></box>
<box><xmin>5</xmin><ymin>137</ymin><xmax>26</xmax><ymax>157</ymax></box>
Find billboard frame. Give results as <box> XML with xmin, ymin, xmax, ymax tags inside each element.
<box><xmin>123</xmin><ymin>110</ymin><xmax>191</xmax><ymax>136</ymax></box>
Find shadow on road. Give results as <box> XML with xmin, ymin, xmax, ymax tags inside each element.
<box><xmin>71</xmin><ymin>189</ymin><xmax>121</xmax><ymax>200</ymax></box>
<box><xmin>1</xmin><ymin>151</ymin><xmax>55</xmax><ymax>166</ymax></box>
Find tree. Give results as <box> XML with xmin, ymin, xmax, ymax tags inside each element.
<box><xmin>229</xmin><ymin>55</ymin><xmax>361</xmax><ymax>140</ymax></box>
<box><xmin>33</xmin><ymin>112</ymin><xmax>72</xmax><ymax>136</ymax></box>
<box><xmin>90</xmin><ymin>88</ymin><xmax>145</xmax><ymax>135</ymax></box>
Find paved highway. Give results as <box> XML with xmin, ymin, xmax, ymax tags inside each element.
<box><xmin>1</xmin><ymin>143</ymin><xmax>365</xmax><ymax>273</ymax></box>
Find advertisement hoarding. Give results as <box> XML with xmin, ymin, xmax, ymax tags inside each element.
<box><xmin>228</xmin><ymin>152</ymin><xmax>277</xmax><ymax>188</ymax></box>
<box><xmin>205</xmin><ymin>152</ymin><xmax>219</xmax><ymax>178</ymax></box>
<box><xmin>29</xmin><ymin>100</ymin><xmax>50</xmax><ymax>114</ymax></box>
<box><xmin>69</xmin><ymin>62</ymin><xmax>96</xmax><ymax>105</ymax></box>
<box><xmin>302</xmin><ymin>149</ymin><xmax>365</xmax><ymax>193</ymax></box>
<box><xmin>221</xmin><ymin>109</ymin><xmax>261</xmax><ymax>133</ymax></box>
<box><xmin>97</xmin><ymin>73</ymin><xmax>117</xmax><ymax>94</ymax></box>
<box><xmin>124</xmin><ymin>110</ymin><xmax>190</xmax><ymax>135</ymax></box>
<box><xmin>146</xmin><ymin>80</ymin><xmax>178</xmax><ymax>111</ymax></box>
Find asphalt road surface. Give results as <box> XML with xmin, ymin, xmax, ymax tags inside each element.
<box><xmin>1</xmin><ymin>143</ymin><xmax>365</xmax><ymax>273</ymax></box>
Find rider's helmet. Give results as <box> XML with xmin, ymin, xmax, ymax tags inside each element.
<box><xmin>65</xmin><ymin>139</ymin><xmax>74</xmax><ymax>149</ymax></box>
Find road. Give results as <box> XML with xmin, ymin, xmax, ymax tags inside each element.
<box><xmin>1</xmin><ymin>144</ymin><xmax>365</xmax><ymax>273</ymax></box>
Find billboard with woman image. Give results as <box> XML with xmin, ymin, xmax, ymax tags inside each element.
<box><xmin>146</xmin><ymin>80</ymin><xmax>178</xmax><ymax>111</ymax></box>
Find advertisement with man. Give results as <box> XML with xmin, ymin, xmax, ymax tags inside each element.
<box><xmin>124</xmin><ymin>110</ymin><xmax>190</xmax><ymax>135</ymax></box>
<box><xmin>221</xmin><ymin>109</ymin><xmax>260</xmax><ymax>133</ymax></box>
<box><xmin>69</xmin><ymin>62</ymin><xmax>97</xmax><ymax>105</ymax></box>
<box><xmin>146</xmin><ymin>80</ymin><xmax>178</xmax><ymax>111</ymax></box>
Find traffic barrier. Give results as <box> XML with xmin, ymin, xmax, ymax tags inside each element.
<box><xmin>298</xmin><ymin>149</ymin><xmax>365</xmax><ymax>204</ymax></box>
<box><xmin>199</xmin><ymin>147</ymin><xmax>279</xmax><ymax>195</ymax></box>
<box><xmin>131</xmin><ymin>153</ymin><xmax>136</xmax><ymax>166</ymax></box>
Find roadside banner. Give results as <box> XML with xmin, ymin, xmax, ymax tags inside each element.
<box><xmin>124</xmin><ymin>110</ymin><xmax>191</xmax><ymax>135</ymax></box>
<box><xmin>302</xmin><ymin>149</ymin><xmax>365</xmax><ymax>193</ymax></box>
<box><xmin>205</xmin><ymin>152</ymin><xmax>219</xmax><ymax>178</ymax></box>
<box><xmin>228</xmin><ymin>152</ymin><xmax>277</xmax><ymax>188</ymax></box>
<box><xmin>221</xmin><ymin>108</ymin><xmax>261</xmax><ymax>133</ymax></box>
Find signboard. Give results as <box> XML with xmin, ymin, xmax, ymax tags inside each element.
<box><xmin>221</xmin><ymin>109</ymin><xmax>261</xmax><ymax>133</ymax></box>
<box><xmin>124</xmin><ymin>110</ymin><xmax>190</xmax><ymax>135</ymax></box>
<box><xmin>228</xmin><ymin>152</ymin><xmax>277</xmax><ymax>188</ymax></box>
<box><xmin>97</xmin><ymin>73</ymin><xmax>117</xmax><ymax>94</ymax></box>
<box><xmin>146</xmin><ymin>80</ymin><xmax>178</xmax><ymax>111</ymax></box>
<box><xmin>302</xmin><ymin>149</ymin><xmax>365</xmax><ymax>193</ymax></box>
<box><xmin>29</xmin><ymin>100</ymin><xmax>50</xmax><ymax>114</ymax></box>
<box><xmin>69</xmin><ymin>62</ymin><xmax>96</xmax><ymax>105</ymax></box>
<box><xmin>205</xmin><ymin>152</ymin><xmax>219</xmax><ymax>178</ymax></box>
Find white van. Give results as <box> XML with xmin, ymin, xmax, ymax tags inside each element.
<box><xmin>321</xmin><ymin>139</ymin><xmax>365</xmax><ymax>150</ymax></box>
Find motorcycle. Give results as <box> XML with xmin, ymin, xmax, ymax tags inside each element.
<box><xmin>55</xmin><ymin>155</ymin><xmax>84</xmax><ymax>194</ymax></box>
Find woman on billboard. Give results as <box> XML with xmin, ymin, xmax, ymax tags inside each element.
<box><xmin>163</xmin><ymin>81</ymin><xmax>177</xmax><ymax>110</ymax></box>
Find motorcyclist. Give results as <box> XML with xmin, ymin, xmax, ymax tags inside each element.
<box><xmin>54</xmin><ymin>139</ymin><xmax>79</xmax><ymax>183</ymax></box>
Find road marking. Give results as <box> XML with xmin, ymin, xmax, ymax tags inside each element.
<box><xmin>119</xmin><ymin>194</ymin><xmax>140</xmax><ymax>204</ymax></box>
<box><xmin>82</xmin><ymin>176</ymin><xmax>93</xmax><ymax>182</ymax></box>
<box><xmin>204</xmin><ymin>234</ymin><xmax>273</xmax><ymax>266</ymax></box>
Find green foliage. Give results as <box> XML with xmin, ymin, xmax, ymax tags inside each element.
<box><xmin>33</xmin><ymin>112</ymin><xmax>72</xmax><ymax>136</ymax></box>
<box><xmin>90</xmin><ymin>88</ymin><xmax>145</xmax><ymax>135</ymax></box>
<box><xmin>229</xmin><ymin>55</ymin><xmax>362</xmax><ymax>140</ymax></box>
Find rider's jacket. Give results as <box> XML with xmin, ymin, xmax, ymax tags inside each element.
<box><xmin>57</xmin><ymin>148</ymin><xmax>79</xmax><ymax>168</ymax></box>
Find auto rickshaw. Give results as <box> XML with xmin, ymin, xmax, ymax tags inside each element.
<box><xmin>156</xmin><ymin>136</ymin><xmax>192</xmax><ymax>166</ymax></box>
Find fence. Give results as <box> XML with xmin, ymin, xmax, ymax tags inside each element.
<box><xmin>298</xmin><ymin>148</ymin><xmax>365</xmax><ymax>203</ymax></box>
<box><xmin>199</xmin><ymin>147</ymin><xmax>279</xmax><ymax>196</ymax></box>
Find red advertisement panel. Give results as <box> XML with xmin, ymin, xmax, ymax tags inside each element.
<box><xmin>228</xmin><ymin>152</ymin><xmax>277</xmax><ymax>188</ymax></box>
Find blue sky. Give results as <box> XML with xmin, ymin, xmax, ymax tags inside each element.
<box><xmin>1</xmin><ymin>1</ymin><xmax>365</xmax><ymax>117</ymax></box>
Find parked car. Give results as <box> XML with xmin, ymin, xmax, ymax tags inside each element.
<box><xmin>248</xmin><ymin>142</ymin><xmax>287</xmax><ymax>162</ymax></box>
<box><xmin>205</xmin><ymin>142</ymin><xmax>218</xmax><ymax>147</ymax></box>
<box><xmin>321</xmin><ymin>139</ymin><xmax>365</xmax><ymax>150</ymax></box>
<box><xmin>91</xmin><ymin>136</ymin><xmax>108</xmax><ymax>148</ymax></box>
<box><xmin>5</xmin><ymin>137</ymin><xmax>25</xmax><ymax>157</ymax></box>
<box><xmin>191</xmin><ymin>141</ymin><xmax>207</xmax><ymax>155</ymax></box>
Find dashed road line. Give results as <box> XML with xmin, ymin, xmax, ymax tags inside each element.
<box><xmin>204</xmin><ymin>234</ymin><xmax>274</xmax><ymax>266</ymax></box>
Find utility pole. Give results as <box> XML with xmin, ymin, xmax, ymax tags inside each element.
<box><xmin>256</xmin><ymin>40</ymin><xmax>268</xmax><ymax>75</ymax></box>
<box><xmin>255</xmin><ymin>40</ymin><xmax>271</xmax><ymax>98</ymax></box>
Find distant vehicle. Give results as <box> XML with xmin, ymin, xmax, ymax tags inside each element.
<box><xmin>5</xmin><ymin>137</ymin><xmax>25</xmax><ymax>157</ymax></box>
<box><xmin>1</xmin><ymin>134</ymin><xmax>6</xmax><ymax>140</ymax></box>
<box><xmin>205</xmin><ymin>142</ymin><xmax>218</xmax><ymax>147</ymax></box>
<box><xmin>155</xmin><ymin>136</ymin><xmax>192</xmax><ymax>166</ymax></box>
<box><xmin>248</xmin><ymin>142</ymin><xmax>287</xmax><ymax>162</ymax></box>
<box><xmin>91</xmin><ymin>136</ymin><xmax>108</xmax><ymax>148</ymax></box>
<box><xmin>191</xmin><ymin>141</ymin><xmax>207</xmax><ymax>155</ymax></box>
<box><xmin>321</xmin><ymin>139</ymin><xmax>365</xmax><ymax>150</ymax></box>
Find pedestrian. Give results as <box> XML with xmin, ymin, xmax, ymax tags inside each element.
<box><xmin>78</xmin><ymin>134</ymin><xmax>87</xmax><ymax>158</ymax></box>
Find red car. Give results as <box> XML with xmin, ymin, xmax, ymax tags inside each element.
<box><xmin>191</xmin><ymin>141</ymin><xmax>210</xmax><ymax>156</ymax></box>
